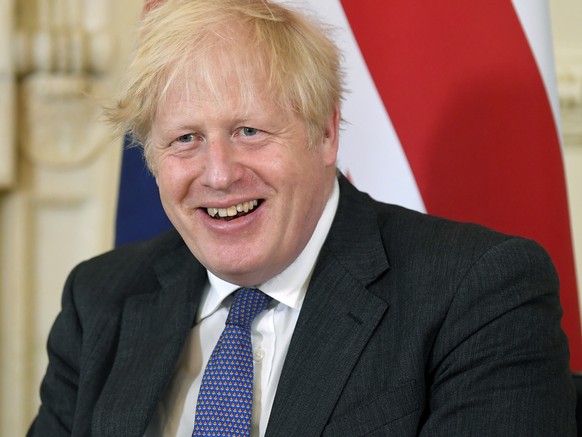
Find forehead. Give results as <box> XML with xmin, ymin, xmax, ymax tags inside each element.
<box><xmin>159</xmin><ymin>66</ymin><xmax>266</xmax><ymax>122</ymax></box>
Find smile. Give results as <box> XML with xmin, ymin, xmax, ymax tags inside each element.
<box><xmin>206</xmin><ymin>200</ymin><xmax>260</xmax><ymax>220</ymax></box>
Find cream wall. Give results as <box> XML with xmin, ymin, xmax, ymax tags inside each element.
<box><xmin>0</xmin><ymin>1</ymin><xmax>580</xmax><ymax>435</ymax></box>
<box><xmin>0</xmin><ymin>0</ymin><xmax>144</xmax><ymax>435</ymax></box>
<box><xmin>551</xmin><ymin>0</ymin><xmax>582</xmax><ymax>319</ymax></box>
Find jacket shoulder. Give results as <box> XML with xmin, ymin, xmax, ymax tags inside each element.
<box><xmin>65</xmin><ymin>230</ymin><xmax>193</xmax><ymax>311</ymax></box>
<box><xmin>374</xmin><ymin>201</ymin><xmax>533</xmax><ymax>258</ymax></box>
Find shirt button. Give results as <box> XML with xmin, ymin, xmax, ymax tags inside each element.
<box><xmin>254</xmin><ymin>348</ymin><xmax>265</xmax><ymax>362</ymax></box>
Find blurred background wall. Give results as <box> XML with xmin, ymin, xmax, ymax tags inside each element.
<box><xmin>0</xmin><ymin>0</ymin><xmax>580</xmax><ymax>435</ymax></box>
<box><xmin>0</xmin><ymin>0</ymin><xmax>143</xmax><ymax>434</ymax></box>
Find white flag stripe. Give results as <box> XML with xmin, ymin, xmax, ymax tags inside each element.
<box><xmin>279</xmin><ymin>0</ymin><xmax>426</xmax><ymax>211</ymax></box>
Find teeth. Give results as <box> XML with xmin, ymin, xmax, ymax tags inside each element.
<box><xmin>207</xmin><ymin>200</ymin><xmax>259</xmax><ymax>218</ymax></box>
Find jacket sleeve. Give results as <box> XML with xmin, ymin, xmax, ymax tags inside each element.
<box><xmin>420</xmin><ymin>237</ymin><xmax>576</xmax><ymax>436</ymax></box>
<box><xmin>27</xmin><ymin>264</ymin><xmax>84</xmax><ymax>436</ymax></box>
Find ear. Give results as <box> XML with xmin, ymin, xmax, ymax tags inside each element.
<box><xmin>321</xmin><ymin>104</ymin><xmax>340</xmax><ymax>168</ymax></box>
<box><xmin>142</xmin><ymin>0</ymin><xmax>166</xmax><ymax>18</ymax></box>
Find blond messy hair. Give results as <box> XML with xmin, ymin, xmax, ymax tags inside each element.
<box><xmin>105</xmin><ymin>0</ymin><xmax>344</xmax><ymax>169</ymax></box>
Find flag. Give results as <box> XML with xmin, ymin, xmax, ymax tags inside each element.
<box><xmin>116</xmin><ymin>0</ymin><xmax>582</xmax><ymax>370</ymax></box>
<box><xmin>115</xmin><ymin>135</ymin><xmax>172</xmax><ymax>247</ymax></box>
<box><xmin>311</xmin><ymin>0</ymin><xmax>582</xmax><ymax>369</ymax></box>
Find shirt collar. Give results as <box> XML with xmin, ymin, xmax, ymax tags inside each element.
<box><xmin>199</xmin><ymin>179</ymin><xmax>340</xmax><ymax>320</ymax></box>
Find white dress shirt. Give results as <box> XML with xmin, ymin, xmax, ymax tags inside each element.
<box><xmin>145</xmin><ymin>180</ymin><xmax>339</xmax><ymax>437</ymax></box>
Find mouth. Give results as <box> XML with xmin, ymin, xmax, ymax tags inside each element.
<box><xmin>205</xmin><ymin>200</ymin><xmax>262</xmax><ymax>221</ymax></box>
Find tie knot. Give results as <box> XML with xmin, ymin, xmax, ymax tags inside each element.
<box><xmin>226</xmin><ymin>288</ymin><xmax>271</xmax><ymax>329</ymax></box>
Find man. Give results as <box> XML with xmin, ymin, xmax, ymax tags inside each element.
<box><xmin>28</xmin><ymin>0</ymin><xmax>576</xmax><ymax>436</ymax></box>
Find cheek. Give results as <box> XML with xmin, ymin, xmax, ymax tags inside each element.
<box><xmin>156</xmin><ymin>161</ymin><xmax>193</xmax><ymax>202</ymax></box>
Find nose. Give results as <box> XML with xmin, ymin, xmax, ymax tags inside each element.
<box><xmin>199</xmin><ymin>134</ymin><xmax>242</xmax><ymax>191</ymax></box>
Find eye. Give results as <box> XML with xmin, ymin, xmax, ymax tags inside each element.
<box><xmin>177</xmin><ymin>133</ymin><xmax>195</xmax><ymax>143</ymax></box>
<box><xmin>168</xmin><ymin>132</ymin><xmax>204</xmax><ymax>151</ymax></box>
<box><xmin>240</xmin><ymin>127</ymin><xmax>260</xmax><ymax>137</ymax></box>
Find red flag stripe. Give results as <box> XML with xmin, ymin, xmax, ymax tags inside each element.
<box><xmin>341</xmin><ymin>0</ymin><xmax>582</xmax><ymax>369</ymax></box>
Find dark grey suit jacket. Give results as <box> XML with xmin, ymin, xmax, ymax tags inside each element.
<box><xmin>28</xmin><ymin>177</ymin><xmax>576</xmax><ymax>436</ymax></box>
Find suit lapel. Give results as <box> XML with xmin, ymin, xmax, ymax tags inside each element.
<box><xmin>92</xmin><ymin>243</ymin><xmax>207</xmax><ymax>437</ymax></box>
<box><xmin>266</xmin><ymin>177</ymin><xmax>391</xmax><ymax>437</ymax></box>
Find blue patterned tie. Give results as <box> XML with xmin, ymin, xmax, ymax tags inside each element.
<box><xmin>192</xmin><ymin>288</ymin><xmax>271</xmax><ymax>437</ymax></box>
